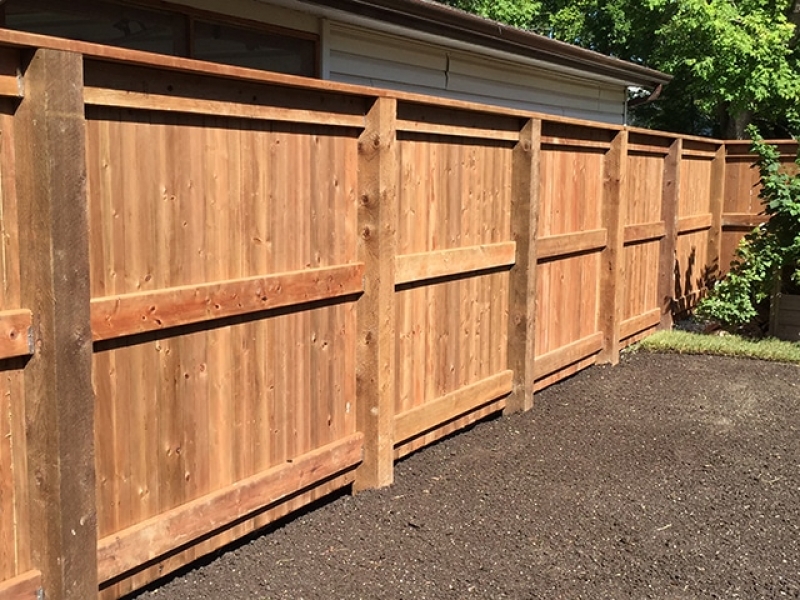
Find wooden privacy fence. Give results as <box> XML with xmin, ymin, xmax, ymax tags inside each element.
<box><xmin>0</xmin><ymin>31</ymin><xmax>794</xmax><ymax>600</ymax></box>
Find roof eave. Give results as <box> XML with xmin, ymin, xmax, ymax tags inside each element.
<box><xmin>300</xmin><ymin>0</ymin><xmax>672</xmax><ymax>88</ymax></box>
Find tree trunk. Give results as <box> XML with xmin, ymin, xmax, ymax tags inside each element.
<box><xmin>725</xmin><ymin>109</ymin><xmax>753</xmax><ymax>139</ymax></box>
<box><xmin>786</xmin><ymin>0</ymin><xmax>800</xmax><ymax>49</ymax></box>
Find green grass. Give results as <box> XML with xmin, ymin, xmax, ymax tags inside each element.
<box><xmin>636</xmin><ymin>330</ymin><xmax>800</xmax><ymax>365</ymax></box>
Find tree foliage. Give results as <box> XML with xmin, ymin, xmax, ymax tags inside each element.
<box><xmin>441</xmin><ymin>0</ymin><xmax>800</xmax><ymax>137</ymax></box>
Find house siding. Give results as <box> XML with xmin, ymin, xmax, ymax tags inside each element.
<box><xmin>327</xmin><ymin>23</ymin><xmax>626</xmax><ymax>124</ymax></box>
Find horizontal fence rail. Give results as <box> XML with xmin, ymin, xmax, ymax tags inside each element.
<box><xmin>0</xmin><ymin>29</ymin><xmax>794</xmax><ymax>600</ymax></box>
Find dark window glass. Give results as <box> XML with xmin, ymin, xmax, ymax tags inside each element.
<box><xmin>193</xmin><ymin>21</ymin><xmax>315</xmax><ymax>76</ymax></box>
<box><xmin>0</xmin><ymin>0</ymin><xmax>318</xmax><ymax>77</ymax></box>
<box><xmin>3</xmin><ymin>0</ymin><xmax>184</xmax><ymax>55</ymax></box>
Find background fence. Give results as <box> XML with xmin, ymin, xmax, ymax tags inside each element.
<box><xmin>0</xmin><ymin>31</ymin><xmax>795</xmax><ymax>600</ymax></box>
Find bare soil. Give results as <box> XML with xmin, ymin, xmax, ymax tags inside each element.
<box><xmin>130</xmin><ymin>352</ymin><xmax>800</xmax><ymax>599</ymax></box>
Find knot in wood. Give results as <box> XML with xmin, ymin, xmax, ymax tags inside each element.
<box><xmin>362</xmin><ymin>226</ymin><xmax>372</xmax><ymax>240</ymax></box>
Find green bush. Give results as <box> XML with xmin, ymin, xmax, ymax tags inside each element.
<box><xmin>697</xmin><ymin>128</ymin><xmax>800</xmax><ymax>326</ymax></box>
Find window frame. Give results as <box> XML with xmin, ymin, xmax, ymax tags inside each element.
<box><xmin>0</xmin><ymin>0</ymin><xmax>321</xmax><ymax>77</ymax></box>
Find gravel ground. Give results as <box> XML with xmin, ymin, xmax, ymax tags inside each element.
<box><xmin>129</xmin><ymin>352</ymin><xmax>800</xmax><ymax>600</ymax></box>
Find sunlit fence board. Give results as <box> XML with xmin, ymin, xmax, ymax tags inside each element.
<box><xmin>620</xmin><ymin>138</ymin><xmax>669</xmax><ymax>346</ymax></box>
<box><xmin>534</xmin><ymin>126</ymin><xmax>607</xmax><ymax>389</ymax></box>
<box><xmin>393</xmin><ymin>112</ymin><xmax>514</xmax><ymax>457</ymax></box>
<box><xmin>85</xmin><ymin>88</ymin><xmax>362</xmax><ymax>595</ymax></box>
<box><xmin>675</xmin><ymin>146</ymin><xmax>716</xmax><ymax>314</ymax></box>
<box><xmin>0</xmin><ymin>92</ymin><xmax>33</xmax><ymax>591</ymax></box>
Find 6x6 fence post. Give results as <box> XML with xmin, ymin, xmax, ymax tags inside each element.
<box><xmin>598</xmin><ymin>129</ymin><xmax>628</xmax><ymax>364</ymax></box>
<box><xmin>15</xmin><ymin>48</ymin><xmax>98</xmax><ymax>599</ymax></box>
<box><xmin>355</xmin><ymin>96</ymin><xmax>397</xmax><ymax>490</ymax></box>
<box><xmin>506</xmin><ymin>118</ymin><xmax>541</xmax><ymax>413</ymax></box>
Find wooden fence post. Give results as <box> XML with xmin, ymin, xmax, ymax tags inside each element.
<box><xmin>15</xmin><ymin>49</ymin><xmax>98</xmax><ymax>598</ymax></box>
<box><xmin>658</xmin><ymin>138</ymin><xmax>682</xmax><ymax>330</ymax></box>
<box><xmin>597</xmin><ymin>129</ymin><xmax>628</xmax><ymax>365</ymax></box>
<box><xmin>505</xmin><ymin>118</ymin><xmax>541</xmax><ymax>413</ymax></box>
<box><xmin>354</xmin><ymin>96</ymin><xmax>397</xmax><ymax>491</ymax></box>
<box><xmin>706</xmin><ymin>144</ymin><xmax>726</xmax><ymax>282</ymax></box>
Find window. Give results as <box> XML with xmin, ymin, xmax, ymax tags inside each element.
<box><xmin>193</xmin><ymin>20</ymin><xmax>316</xmax><ymax>76</ymax></box>
<box><xmin>0</xmin><ymin>0</ymin><xmax>318</xmax><ymax>77</ymax></box>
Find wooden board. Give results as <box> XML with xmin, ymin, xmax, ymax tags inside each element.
<box><xmin>0</xmin><ymin>93</ymin><xmax>31</xmax><ymax>587</ymax></box>
<box><xmin>97</xmin><ymin>434</ymin><xmax>363</xmax><ymax>582</ymax></box>
<box><xmin>91</xmin><ymin>264</ymin><xmax>364</xmax><ymax>341</ymax></box>
<box><xmin>0</xmin><ymin>310</ymin><xmax>32</xmax><ymax>359</ymax></box>
<box><xmin>86</xmin><ymin>86</ymin><xmax>362</xmax><ymax>595</ymax></box>
<box><xmin>0</xmin><ymin>571</ymin><xmax>41</xmax><ymax>600</ymax></box>
<box><xmin>394</xmin><ymin>371</ymin><xmax>513</xmax><ymax>444</ymax></box>
<box><xmin>395</xmin><ymin>242</ymin><xmax>515</xmax><ymax>285</ymax></box>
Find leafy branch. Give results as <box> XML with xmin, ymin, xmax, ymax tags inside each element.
<box><xmin>697</xmin><ymin>127</ymin><xmax>800</xmax><ymax>326</ymax></box>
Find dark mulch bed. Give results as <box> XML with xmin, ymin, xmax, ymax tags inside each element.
<box><xmin>131</xmin><ymin>352</ymin><xmax>800</xmax><ymax>600</ymax></box>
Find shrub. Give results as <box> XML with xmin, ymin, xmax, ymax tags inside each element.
<box><xmin>697</xmin><ymin>128</ymin><xmax>800</xmax><ymax>327</ymax></box>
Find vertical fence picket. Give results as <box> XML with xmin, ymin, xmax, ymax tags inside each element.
<box><xmin>659</xmin><ymin>138</ymin><xmax>682</xmax><ymax>330</ymax></box>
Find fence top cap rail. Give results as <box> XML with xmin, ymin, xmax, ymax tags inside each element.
<box><xmin>624</xmin><ymin>124</ymin><xmax>724</xmax><ymax>146</ymax></box>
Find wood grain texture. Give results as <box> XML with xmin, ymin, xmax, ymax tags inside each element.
<box><xmin>395</xmin><ymin>242</ymin><xmax>515</xmax><ymax>285</ymax></box>
<box><xmin>355</xmin><ymin>97</ymin><xmax>397</xmax><ymax>491</ymax></box>
<box><xmin>536</xmin><ymin>229</ymin><xmax>607</xmax><ymax>260</ymax></box>
<box><xmin>84</xmin><ymin>87</ymin><xmax>365</xmax><ymax>128</ymax></box>
<box><xmin>97</xmin><ymin>434</ymin><xmax>363</xmax><ymax>583</ymax></box>
<box><xmin>620</xmin><ymin>309</ymin><xmax>661</xmax><ymax>340</ymax></box>
<box><xmin>658</xmin><ymin>139</ymin><xmax>681</xmax><ymax>329</ymax></box>
<box><xmin>0</xmin><ymin>92</ymin><xmax>30</xmax><ymax>584</ymax></box>
<box><xmin>86</xmin><ymin>77</ymin><xmax>362</xmax><ymax>594</ymax></box>
<box><xmin>506</xmin><ymin>119</ymin><xmax>541</xmax><ymax>413</ymax></box>
<box><xmin>394</xmin><ymin>371</ymin><xmax>513</xmax><ymax>444</ymax></box>
<box><xmin>535</xmin><ymin>136</ymin><xmax>604</xmax><ymax>384</ymax></box>
<box><xmin>0</xmin><ymin>310</ymin><xmax>32</xmax><ymax>359</ymax></box>
<box><xmin>706</xmin><ymin>146</ymin><xmax>726</xmax><ymax>278</ymax></box>
<box><xmin>91</xmin><ymin>264</ymin><xmax>364</xmax><ymax>341</ymax></box>
<box><xmin>0</xmin><ymin>570</ymin><xmax>41</xmax><ymax>600</ymax></box>
<box><xmin>721</xmin><ymin>213</ymin><xmax>768</xmax><ymax>228</ymax></box>
<box><xmin>598</xmin><ymin>130</ymin><xmax>628</xmax><ymax>364</ymax></box>
<box><xmin>677</xmin><ymin>214</ymin><xmax>713</xmax><ymax>234</ymax></box>
<box><xmin>534</xmin><ymin>332</ymin><xmax>603</xmax><ymax>380</ymax></box>
<box><xmin>3</xmin><ymin>29</ymin><xmax>790</xmax><ymax>598</ymax></box>
<box><xmin>396</xmin><ymin>119</ymin><xmax>519</xmax><ymax>141</ymax></box>
<box><xmin>623</xmin><ymin>222</ymin><xmax>666</xmax><ymax>245</ymax></box>
<box><xmin>15</xmin><ymin>48</ymin><xmax>98</xmax><ymax>599</ymax></box>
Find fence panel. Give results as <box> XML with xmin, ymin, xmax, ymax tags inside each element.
<box><xmin>721</xmin><ymin>141</ymin><xmax>798</xmax><ymax>274</ymax></box>
<box><xmin>83</xmin><ymin>62</ymin><xmax>367</xmax><ymax>596</ymax></box>
<box><xmin>392</xmin><ymin>102</ymin><xmax>516</xmax><ymax>458</ymax></box>
<box><xmin>620</xmin><ymin>133</ymin><xmax>673</xmax><ymax>346</ymax></box>
<box><xmin>0</xmin><ymin>48</ymin><xmax>39</xmax><ymax>597</ymax></box>
<box><xmin>533</xmin><ymin>122</ymin><xmax>612</xmax><ymax>390</ymax></box>
<box><xmin>673</xmin><ymin>140</ymin><xmax>721</xmax><ymax>314</ymax></box>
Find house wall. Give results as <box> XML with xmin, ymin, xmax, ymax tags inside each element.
<box><xmin>326</xmin><ymin>23</ymin><xmax>627</xmax><ymax>124</ymax></box>
<box><xmin>162</xmin><ymin>0</ymin><xmax>630</xmax><ymax>123</ymax></box>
